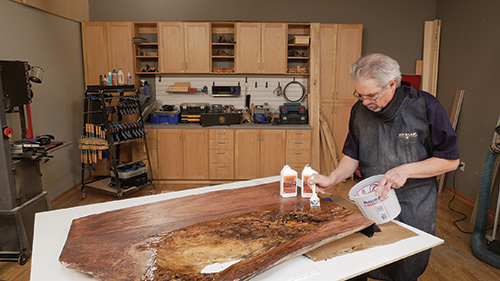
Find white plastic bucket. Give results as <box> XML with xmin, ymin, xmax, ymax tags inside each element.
<box><xmin>348</xmin><ymin>175</ymin><xmax>401</xmax><ymax>224</ymax></box>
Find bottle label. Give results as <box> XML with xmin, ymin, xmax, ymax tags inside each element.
<box><xmin>303</xmin><ymin>175</ymin><xmax>313</xmax><ymax>194</ymax></box>
<box><xmin>283</xmin><ymin>176</ymin><xmax>296</xmax><ymax>194</ymax></box>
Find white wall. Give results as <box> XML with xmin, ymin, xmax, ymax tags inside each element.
<box><xmin>0</xmin><ymin>0</ymin><xmax>85</xmax><ymax>200</ymax></box>
<box><xmin>155</xmin><ymin>75</ymin><xmax>309</xmax><ymax>112</ymax></box>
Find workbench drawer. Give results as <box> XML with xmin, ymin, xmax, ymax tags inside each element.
<box><xmin>286</xmin><ymin>130</ymin><xmax>311</xmax><ymax>140</ymax></box>
<box><xmin>209</xmin><ymin>129</ymin><xmax>234</xmax><ymax>140</ymax></box>
<box><xmin>289</xmin><ymin>162</ymin><xmax>310</xmax><ymax>177</ymax></box>
<box><xmin>209</xmin><ymin>139</ymin><xmax>234</xmax><ymax>150</ymax></box>
<box><xmin>209</xmin><ymin>149</ymin><xmax>234</xmax><ymax>163</ymax></box>
<box><xmin>286</xmin><ymin>138</ymin><xmax>311</xmax><ymax>150</ymax></box>
<box><xmin>209</xmin><ymin>163</ymin><xmax>234</xmax><ymax>179</ymax></box>
<box><xmin>286</xmin><ymin>149</ymin><xmax>311</xmax><ymax>164</ymax></box>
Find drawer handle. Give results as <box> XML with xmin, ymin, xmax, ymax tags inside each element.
<box><xmin>295</xmin><ymin>141</ymin><xmax>303</xmax><ymax>144</ymax></box>
<box><xmin>295</xmin><ymin>152</ymin><xmax>303</xmax><ymax>155</ymax></box>
<box><xmin>217</xmin><ymin>141</ymin><xmax>226</xmax><ymax>144</ymax></box>
<box><xmin>218</xmin><ymin>152</ymin><xmax>226</xmax><ymax>154</ymax></box>
<box><xmin>217</xmin><ymin>132</ymin><xmax>226</xmax><ymax>134</ymax></box>
<box><xmin>218</xmin><ymin>165</ymin><xmax>226</xmax><ymax>168</ymax></box>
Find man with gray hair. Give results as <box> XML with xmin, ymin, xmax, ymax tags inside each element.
<box><xmin>309</xmin><ymin>53</ymin><xmax>460</xmax><ymax>280</ymax></box>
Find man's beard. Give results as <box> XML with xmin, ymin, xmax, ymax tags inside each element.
<box><xmin>366</xmin><ymin>104</ymin><xmax>382</xmax><ymax>112</ymax></box>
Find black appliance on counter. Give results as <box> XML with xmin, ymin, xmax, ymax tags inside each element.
<box><xmin>279</xmin><ymin>103</ymin><xmax>308</xmax><ymax>124</ymax></box>
<box><xmin>200</xmin><ymin>112</ymin><xmax>242</xmax><ymax>127</ymax></box>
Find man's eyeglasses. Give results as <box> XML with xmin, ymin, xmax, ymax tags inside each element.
<box><xmin>353</xmin><ymin>83</ymin><xmax>389</xmax><ymax>103</ymax></box>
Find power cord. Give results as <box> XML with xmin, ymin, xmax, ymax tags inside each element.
<box><xmin>448</xmin><ymin>168</ymin><xmax>474</xmax><ymax>234</ymax></box>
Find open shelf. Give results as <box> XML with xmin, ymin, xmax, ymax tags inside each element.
<box><xmin>211</xmin><ymin>22</ymin><xmax>235</xmax><ymax>74</ymax></box>
<box><xmin>287</xmin><ymin>23</ymin><xmax>310</xmax><ymax>75</ymax></box>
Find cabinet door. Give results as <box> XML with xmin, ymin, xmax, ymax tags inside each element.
<box><xmin>157</xmin><ymin>129</ymin><xmax>183</xmax><ymax>179</ymax></box>
<box><xmin>234</xmin><ymin>130</ymin><xmax>260</xmax><ymax>179</ymax></box>
<box><xmin>260</xmin><ymin>130</ymin><xmax>286</xmax><ymax>177</ymax></box>
<box><xmin>183</xmin><ymin>129</ymin><xmax>209</xmax><ymax>179</ymax></box>
<box><xmin>235</xmin><ymin>23</ymin><xmax>261</xmax><ymax>73</ymax></box>
<box><xmin>319</xmin><ymin>24</ymin><xmax>337</xmax><ymax>103</ymax></box>
<box><xmin>81</xmin><ymin>22</ymin><xmax>108</xmax><ymax>86</ymax></box>
<box><xmin>184</xmin><ymin>22</ymin><xmax>210</xmax><ymax>73</ymax></box>
<box><xmin>159</xmin><ymin>22</ymin><xmax>185</xmax><ymax>73</ymax></box>
<box><xmin>261</xmin><ymin>23</ymin><xmax>287</xmax><ymax>74</ymax></box>
<box><xmin>107</xmin><ymin>22</ymin><xmax>134</xmax><ymax>79</ymax></box>
<box><xmin>335</xmin><ymin>24</ymin><xmax>362</xmax><ymax>101</ymax></box>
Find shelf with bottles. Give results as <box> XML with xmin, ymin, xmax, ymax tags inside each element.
<box><xmin>133</xmin><ymin>23</ymin><xmax>159</xmax><ymax>75</ymax></box>
<box><xmin>287</xmin><ymin>23</ymin><xmax>310</xmax><ymax>75</ymax></box>
<box><xmin>211</xmin><ymin>22</ymin><xmax>235</xmax><ymax>73</ymax></box>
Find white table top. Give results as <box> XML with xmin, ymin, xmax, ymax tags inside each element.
<box><xmin>31</xmin><ymin>176</ymin><xmax>443</xmax><ymax>281</ymax></box>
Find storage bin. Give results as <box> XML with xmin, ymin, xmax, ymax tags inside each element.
<box><xmin>150</xmin><ymin>111</ymin><xmax>179</xmax><ymax>124</ymax></box>
<box><xmin>293</xmin><ymin>36</ymin><xmax>310</xmax><ymax>44</ymax></box>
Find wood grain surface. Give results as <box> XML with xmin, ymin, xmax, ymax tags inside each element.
<box><xmin>58</xmin><ymin>181</ymin><xmax>373</xmax><ymax>280</ymax></box>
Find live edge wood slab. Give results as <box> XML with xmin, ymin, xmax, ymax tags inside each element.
<box><xmin>59</xmin><ymin>181</ymin><xmax>373</xmax><ymax>281</ymax></box>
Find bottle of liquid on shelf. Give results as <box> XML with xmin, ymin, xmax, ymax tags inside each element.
<box><xmin>280</xmin><ymin>165</ymin><xmax>297</xmax><ymax>198</ymax></box>
<box><xmin>108</xmin><ymin>72</ymin><xmax>112</xmax><ymax>85</ymax></box>
<box><xmin>117</xmin><ymin>68</ymin><xmax>125</xmax><ymax>85</ymax></box>
<box><xmin>126</xmin><ymin>73</ymin><xmax>132</xmax><ymax>85</ymax></box>
<box><xmin>111</xmin><ymin>69</ymin><xmax>117</xmax><ymax>86</ymax></box>
<box><xmin>301</xmin><ymin>164</ymin><xmax>318</xmax><ymax>197</ymax></box>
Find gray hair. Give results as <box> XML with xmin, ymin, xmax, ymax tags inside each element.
<box><xmin>350</xmin><ymin>53</ymin><xmax>402</xmax><ymax>87</ymax></box>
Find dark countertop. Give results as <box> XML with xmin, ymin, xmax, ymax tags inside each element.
<box><xmin>145</xmin><ymin>123</ymin><xmax>312</xmax><ymax>130</ymax></box>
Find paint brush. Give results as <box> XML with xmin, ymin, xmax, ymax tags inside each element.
<box><xmin>309</xmin><ymin>184</ymin><xmax>321</xmax><ymax>212</ymax></box>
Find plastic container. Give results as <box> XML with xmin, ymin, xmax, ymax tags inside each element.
<box><xmin>301</xmin><ymin>164</ymin><xmax>317</xmax><ymax>197</ymax></box>
<box><xmin>348</xmin><ymin>175</ymin><xmax>401</xmax><ymax>224</ymax></box>
<box><xmin>127</xmin><ymin>73</ymin><xmax>132</xmax><ymax>85</ymax></box>
<box><xmin>280</xmin><ymin>165</ymin><xmax>297</xmax><ymax>197</ymax></box>
<box><xmin>150</xmin><ymin>111</ymin><xmax>179</xmax><ymax>124</ymax></box>
<box><xmin>117</xmin><ymin>68</ymin><xmax>125</xmax><ymax>85</ymax></box>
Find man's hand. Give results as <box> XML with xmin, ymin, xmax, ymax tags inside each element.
<box><xmin>375</xmin><ymin>166</ymin><xmax>410</xmax><ymax>200</ymax></box>
<box><xmin>307</xmin><ymin>174</ymin><xmax>335</xmax><ymax>194</ymax></box>
<box><xmin>374</xmin><ymin>157</ymin><xmax>459</xmax><ymax>200</ymax></box>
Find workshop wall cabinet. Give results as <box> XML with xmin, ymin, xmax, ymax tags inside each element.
<box><xmin>234</xmin><ymin>129</ymin><xmax>286</xmax><ymax>179</ymax></box>
<box><xmin>210</xmin><ymin>22</ymin><xmax>236</xmax><ymax>73</ymax></box>
<box><xmin>235</xmin><ymin>23</ymin><xmax>287</xmax><ymax>74</ymax></box>
<box><xmin>157</xmin><ymin>129</ymin><xmax>209</xmax><ymax>179</ymax></box>
<box><xmin>319</xmin><ymin>24</ymin><xmax>362</xmax><ymax>172</ymax></box>
<box><xmin>133</xmin><ymin>22</ymin><xmax>159</xmax><ymax>75</ymax></box>
<box><xmin>154</xmin><ymin>128</ymin><xmax>309</xmax><ymax>181</ymax></box>
<box><xmin>286</xmin><ymin>130</ymin><xmax>312</xmax><ymax>174</ymax></box>
<box><xmin>209</xmin><ymin>129</ymin><xmax>234</xmax><ymax>179</ymax></box>
<box><xmin>158</xmin><ymin>22</ymin><xmax>210</xmax><ymax>73</ymax></box>
<box><xmin>81</xmin><ymin>22</ymin><xmax>134</xmax><ymax>86</ymax></box>
<box><xmin>287</xmin><ymin>23</ymin><xmax>311</xmax><ymax>75</ymax></box>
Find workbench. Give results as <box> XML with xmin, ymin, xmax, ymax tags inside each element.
<box><xmin>30</xmin><ymin>176</ymin><xmax>443</xmax><ymax>281</ymax></box>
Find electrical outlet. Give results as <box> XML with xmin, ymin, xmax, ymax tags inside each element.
<box><xmin>460</xmin><ymin>161</ymin><xmax>465</xmax><ymax>172</ymax></box>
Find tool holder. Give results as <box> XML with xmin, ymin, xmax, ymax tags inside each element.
<box><xmin>80</xmin><ymin>85</ymin><xmax>155</xmax><ymax>199</ymax></box>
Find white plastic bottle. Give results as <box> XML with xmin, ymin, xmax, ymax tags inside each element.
<box><xmin>280</xmin><ymin>165</ymin><xmax>297</xmax><ymax>198</ymax></box>
<box><xmin>126</xmin><ymin>72</ymin><xmax>132</xmax><ymax>85</ymax></box>
<box><xmin>301</xmin><ymin>164</ymin><xmax>318</xmax><ymax>197</ymax></box>
<box><xmin>117</xmin><ymin>68</ymin><xmax>125</xmax><ymax>85</ymax></box>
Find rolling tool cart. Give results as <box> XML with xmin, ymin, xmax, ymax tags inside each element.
<box><xmin>79</xmin><ymin>85</ymin><xmax>155</xmax><ymax>199</ymax></box>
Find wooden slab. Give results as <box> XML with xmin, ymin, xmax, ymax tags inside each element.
<box><xmin>59</xmin><ymin>181</ymin><xmax>373</xmax><ymax>280</ymax></box>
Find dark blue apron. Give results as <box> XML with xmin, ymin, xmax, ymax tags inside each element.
<box><xmin>351</xmin><ymin>82</ymin><xmax>438</xmax><ymax>280</ymax></box>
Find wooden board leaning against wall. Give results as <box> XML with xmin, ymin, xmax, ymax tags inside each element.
<box><xmin>80</xmin><ymin>21</ymin><xmax>363</xmax><ymax>182</ymax></box>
